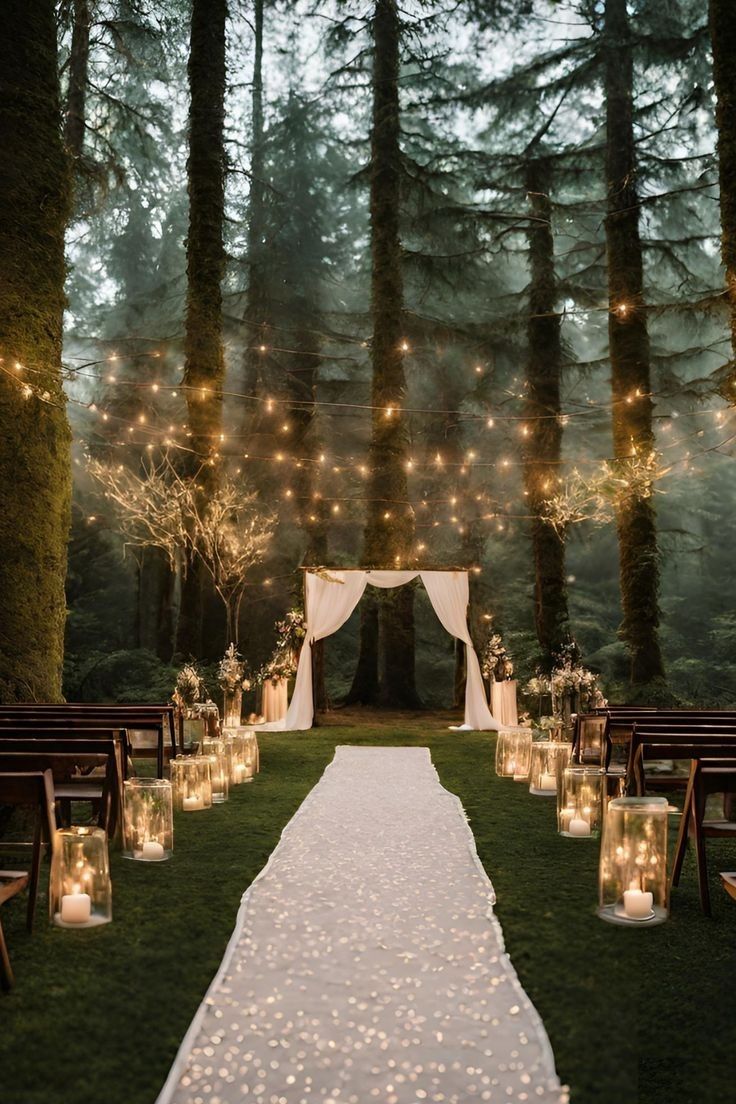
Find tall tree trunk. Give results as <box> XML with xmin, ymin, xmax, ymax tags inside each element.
<box><xmin>178</xmin><ymin>0</ymin><xmax>228</xmax><ymax>657</ymax></box>
<box><xmin>240</xmin><ymin>0</ymin><xmax>269</xmax><ymax>416</ymax></box>
<box><xmin>64</xmin><ymin>0</ymin><xmax>90</xmax><ymax>164</ymax></box>
<box><xmin>0</xmin><ymin>0</ymin><xmax>72</xmax><ymax>701</ymax></box>
<box><xmin>348</xmin><ymin>0</ymin><xmax>419</xmax><ymax>708</ymax></box>
<box><xmin>709</xmin><ymin>0</ymin><xmax>736</xmax><ymax>395</ymax></box>
<box><xmin>523</xmin><ymin>158</ymin><xmax>570</xmax><ymax>668</ymax></box>
<box><xmin>603</xmin><ymin>0</ymin><xmax>665</xmax><ymax>685</ymax></box>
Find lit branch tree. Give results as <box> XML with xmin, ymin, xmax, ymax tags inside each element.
<box><xmin>88</xmin><ymin>457</ymin><xmax>274</xmax><ymax>650</ymax></box>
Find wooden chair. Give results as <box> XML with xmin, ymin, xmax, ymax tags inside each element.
<box><xmin>0</xmin><ymin>770</ymin><xmax>56</xmax><ymax>931</ymax></box>
<box><xmin>671</xmin><ymin>759</ymin><xmax>736</xmax><ymax>916</ymax></box>
<box><xmin>0</xmin><ymin>739</ymin><xmax>121</xmax><ymax>837</ymax></box>
<box><xmin>0</xmin><ymin>874</ymin><xmax>29</xmax><ymax>990</ymax></box>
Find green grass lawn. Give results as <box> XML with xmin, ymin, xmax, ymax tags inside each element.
<box><xmin>2</xmin><ymin>716</ymin><xmax>735</xmax><ymax>1104</ymax></box>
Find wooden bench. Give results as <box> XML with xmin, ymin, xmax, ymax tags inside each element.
<box><xmin>0</xmin><ymin>732</ymin><xmax>123</xmax><ymax>835</ymax></box>
<box><xmin>627</xmin><ymin>725</ymin><xmax>736</xmax><ymax>796</ymax></box>
<box><xmin>0</xmin><ymin>704</ymin><xmax>176</xmax><ymax>777</ymax></box>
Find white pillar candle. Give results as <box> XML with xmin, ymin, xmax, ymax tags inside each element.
<box><xmin>233</xmin><ymin>763</ymin><xmax>246</xmax><ymax>782</ymax></box>
<box><xmin>182</xmin><ymin>794</ymin><xmax>204</xmax><ymax>811</ymax></box>
<box><xmin>141</xmin><ymin>840</ymin><xmax>165</xmax><ymax>860</ymax></box>
<box><xmin>569</xmin><ymin>817</ymin><xmax>591</xmax><ymax>837</ymax></box>
<box><xmin>60</xmin><ymin>891</ymin><xmax>92</xmax><ymax>924</ymax></box>
<box><xmin>539</xmin><ymin>771</ymin><xmax>557</xmax><ymax>792</ymax></box>
<box><xmin>623</xmin><ymin>888</ymin><xmax>653</xmax><ymax>919</ymax></box>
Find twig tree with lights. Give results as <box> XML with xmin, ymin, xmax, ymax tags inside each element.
<box><xmin>0</xmin><ymin>0</ymin><xmax>71</xmax><ymax>701</ymax></box>
<box><xmin>88</xmin><ymin>456</ymin><xmax>274</xmax><ymax>650</ymax></box>
<box><xmin>179</xmin><ymin>0</ymin><xmax>228</xmax><ymax>657</ymax></box>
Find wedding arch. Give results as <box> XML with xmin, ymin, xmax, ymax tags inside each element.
<box><xmin>268</xmin><ymin>569</ymin><xmax>500</xmax><ymax>732</ymax></box>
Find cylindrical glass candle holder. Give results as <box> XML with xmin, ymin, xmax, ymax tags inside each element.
<box><xmin>557</xmin><ymin>767</ymin><xmax>605</xmax><ymax>838</ymax></box>
<box><xmin>495</xmin><ymin>728</ymin><xmax>533</xmax><ymax>781</ymax></box>
<box><xmin>598</xmin><ymin>796</ymin><xmax>669</xmax><ymax>926</ymax></box>
<box><xmin>50</xmin><ymin>827</ymin><xmax>112</xmax><ymax>929</ymax></box>
<box><xmin>204</xmin><ymin>747</ymin><xmax>229</xmax><ymax>803</ymax></box>
<box><xmin>123</xmin><ymin>778</ymin><xmax>173</xmax><ymax>860</ymax></box>
<box><xmin>577</xmin><ymin>715</ymin><xmax>607</xmax><ymax>766</ymax></box>
<box><xmin>170</xmin><ymin>756</ymin><xmax>213</xmax><ymax>811</ymax></box>
<box><xmin>529</xmin><ymin>740</ymin><xmax>571</xmax><ymax>796</ymax></box>
<box><xmin>222</xmin><ymin>687</ymin><xmax>242</xmax><ymax>729</ymax></box>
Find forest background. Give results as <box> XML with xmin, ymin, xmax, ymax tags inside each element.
<box><xmin>4</xmin><ymin>0</ymin><xmax>734</xmax><ymax>713</ymax></box>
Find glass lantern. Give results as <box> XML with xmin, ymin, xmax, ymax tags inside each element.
<box><xmin>495</xmin><ymin>729</ymin><xmax>533</xmax><ymax>781</ymax></box>
<box><xmin>203</xmin><ymin>747</ymin><xmax>229</xmax><ymax>803</ymax></box>
<box><xmin>225</xmin><ymin>730</ymin><xmax>257</xmax><ymax>784</ymax></box>
<box><xmin>598</xmin><ymin>796</ymin><xmax>669</xmax><ymax>926</ymax></box>
<box><xmin>170</xmin><ymin>756</ymin><xmax>213</xmax><ymax>811</ymax></box>
<box><xmin>222</xmin><ymin>687</ymin><xmax>242</xmax><ymax>729</ymax></box>
<box><xmin>50</xmin><ymin>827</ymin><xmax>112</xmax><ymax>929</ymax></box>
<box><xmin>577</xmin><ymin>715</ymin><xmax>607</xmax><ymax>766</ymax></box>
<box><xmin>529</xmin><ymin>740</ymin><xmax>571</xmax><ymax>796</ymax></box>
<box><xmin>122</xmin><ymin>778</ymin><xmax>173</xmax><ymax>860</ymax></box>
<box><xmin>557</xmin><ymin>767</ymin><xmax>605</xmax><ymax>838</ymax></box>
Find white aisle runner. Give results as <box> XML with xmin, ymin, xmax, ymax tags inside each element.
<box><xmin>157</xmin><ymin>747</ymin><xmax>566</xmax><ymax>1104</ymax></box>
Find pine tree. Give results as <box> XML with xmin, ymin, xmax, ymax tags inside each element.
<box><xmin>523</xmin><ymin>156</ymin><xmax>570</xmax><ymax>666</ymax></box>
<box><xmin>349</xmin><ymin>0</ymin><xmax>420</xmax><ymax>707</ymax></box>
<box><xmin>709</xmin><ymin>0</ymin><xmax>736</xmax><ymax>395</ymax></box>
<box><xmin>0</xmin><ymin>0</ymin><xmax>72</xmax><ymax>700</ymax></box>
<box><xmin>604</xmin><ymin>0</ymin><xmax>665</xmax><ymax>685</ymax></box>
<box><xmin>178</xmin><ymin>0</ymin><xmax>228</xmax><ymax>656</ymax></box>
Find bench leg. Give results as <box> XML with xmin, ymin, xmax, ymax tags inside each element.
<box><xmin>692</xmin><ymin>784</ymin><xmax>711</xmax><ymax>916</ymax></box>
<box><xmin>672</xmin><ymin>767</ymin><xmax>696</xmax><ymax>888</ymax></box>
<box><xmin>0</xmin><ymin>919</ymin><xmax>14</xmax><ymax>990</ymax></box>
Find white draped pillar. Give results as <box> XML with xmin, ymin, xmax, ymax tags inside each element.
<box><xmin>419</xmin><ymin>571</ymin><xmax>498</xmax><ymax>731</ymax></box>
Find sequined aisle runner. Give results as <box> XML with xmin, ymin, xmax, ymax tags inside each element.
<box><xmin>156</xmin><ymin>746</ymin><xmax>566</xmax><ymax>1104</ymax></box>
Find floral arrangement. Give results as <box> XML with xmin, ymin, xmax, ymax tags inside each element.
<box><xmin>550</xmin><ymin>642</ymin><xmax>603</xmax><ymax>712</ymax></box>
<box><xmin>523</xmin><ymin>675</ymin><xmax>552</xmax><ymax>698</ymax></box>
<box><xmin>257</xmin><ymin>650</ymin><xmax>298</xmax><ymax>686</ymax></box>
<box><xmin>217</xmin><ymin>643</ymin><xmax>251</xmax><ymax>692</ymax></box>
<box><xmin>480</xmin><ymin>631</ymin><xmax>514</xmax><ymax>682</ymax></box>
<box><xmin>275</xmin><ymin>608</ymin><xmax>306</xmax><ymax>655</ymax></box>
<box><xmin>173</xmin><ymin>662</ymin><xmax>205</xmax><ymax>709</ymax></box>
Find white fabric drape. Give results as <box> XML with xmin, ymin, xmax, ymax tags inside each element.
<box><xmin>268</xmin><ymin>569</ymin><xmax>499</xmax><ymax>732</ymax></box>
<box><xmin>419</xmin><ymin>571</ymin><xmax>497</xmax><ymax>731</ymax></box>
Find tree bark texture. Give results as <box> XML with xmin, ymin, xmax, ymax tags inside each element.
<box><xmin>178</xmin><ymin>0</ymin><xmax>228</xmax><ymax>657</ymax></box>
<box><xmin>523</xmin><ymin>159</ymin><xmax>570</xmax><ymax>668</ymax></box>
<box><xmin>64</xmin><ymin>0</ymin><xmax>90</xmax><ymax>163</ymax></box>
<box><xmin>240</xmin><ymin>0</ymin><xmax>269</xmax><ymax>418</ymax></box>
<box><xmin>709</xmin><ymin>0</ymin><xmax>736</xmax><ymax>395</ymax></box>
<box><xmin>349</xmin><ymin>0</ymin><xmax>419</xmax><ymax>708</ymax></box>
<box><xmin>603</xmin><ymin>0</ymin><xmax>665</xmax><ymax>684</ymax></box>
<box><xmin>0</xmin><ymin>0</ymin><xmax>72</xmax><ymax>701</ymax></box>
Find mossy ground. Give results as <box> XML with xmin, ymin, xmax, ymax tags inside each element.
<box><xmin>1</xmin><ymin>714</ymin><xmax>734</xmax><ymax>1104</ymax></box>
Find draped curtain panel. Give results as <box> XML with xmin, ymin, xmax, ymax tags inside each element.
<box><xmin>273</xmin><ymin>570</ymin><xmax>499</xmax><ymax>732</ymax></box>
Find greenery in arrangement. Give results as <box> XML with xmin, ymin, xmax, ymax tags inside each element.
<box><xmin>1</xmin><ymin>723</ymin><xmax>735</xmax><ymax>1104</ymax></box>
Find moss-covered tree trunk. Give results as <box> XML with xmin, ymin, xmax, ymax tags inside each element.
<box><xmin>0</xmin><ymin>0</ymin><xmax>72</xmax><ymax>701</ymax></box>
<box><xmin>709</xmin><ymin>0</ymin><xmax>736</xmax><ymax>394</ymax></box>
<box><xmin>240</xmin><ymin>0</ymin><xmax>269</xmax><ymax>418</ymax></box>
<box><xmin>603</xmin><ymin>0</ymin><xmax>665</xmax><ymax>685</ymax></box>
<box><xmin>178</xmin><ymin>0</ymin><xmax>228</xmax><ymax>657</ymax></box>
<box><xmin>64</xmin><ymin>0</ymin><xmax>90</xmax><ymax>164</ymax></box>
<box><xmin>347</xmin><ymin>0</ymin><xmax>419</xmax><ymax>708</ymax></box>
<box><xmin>523</xmin><ymin>158</ymin><xmax>570</xmax><ymax>668</ymax></box>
